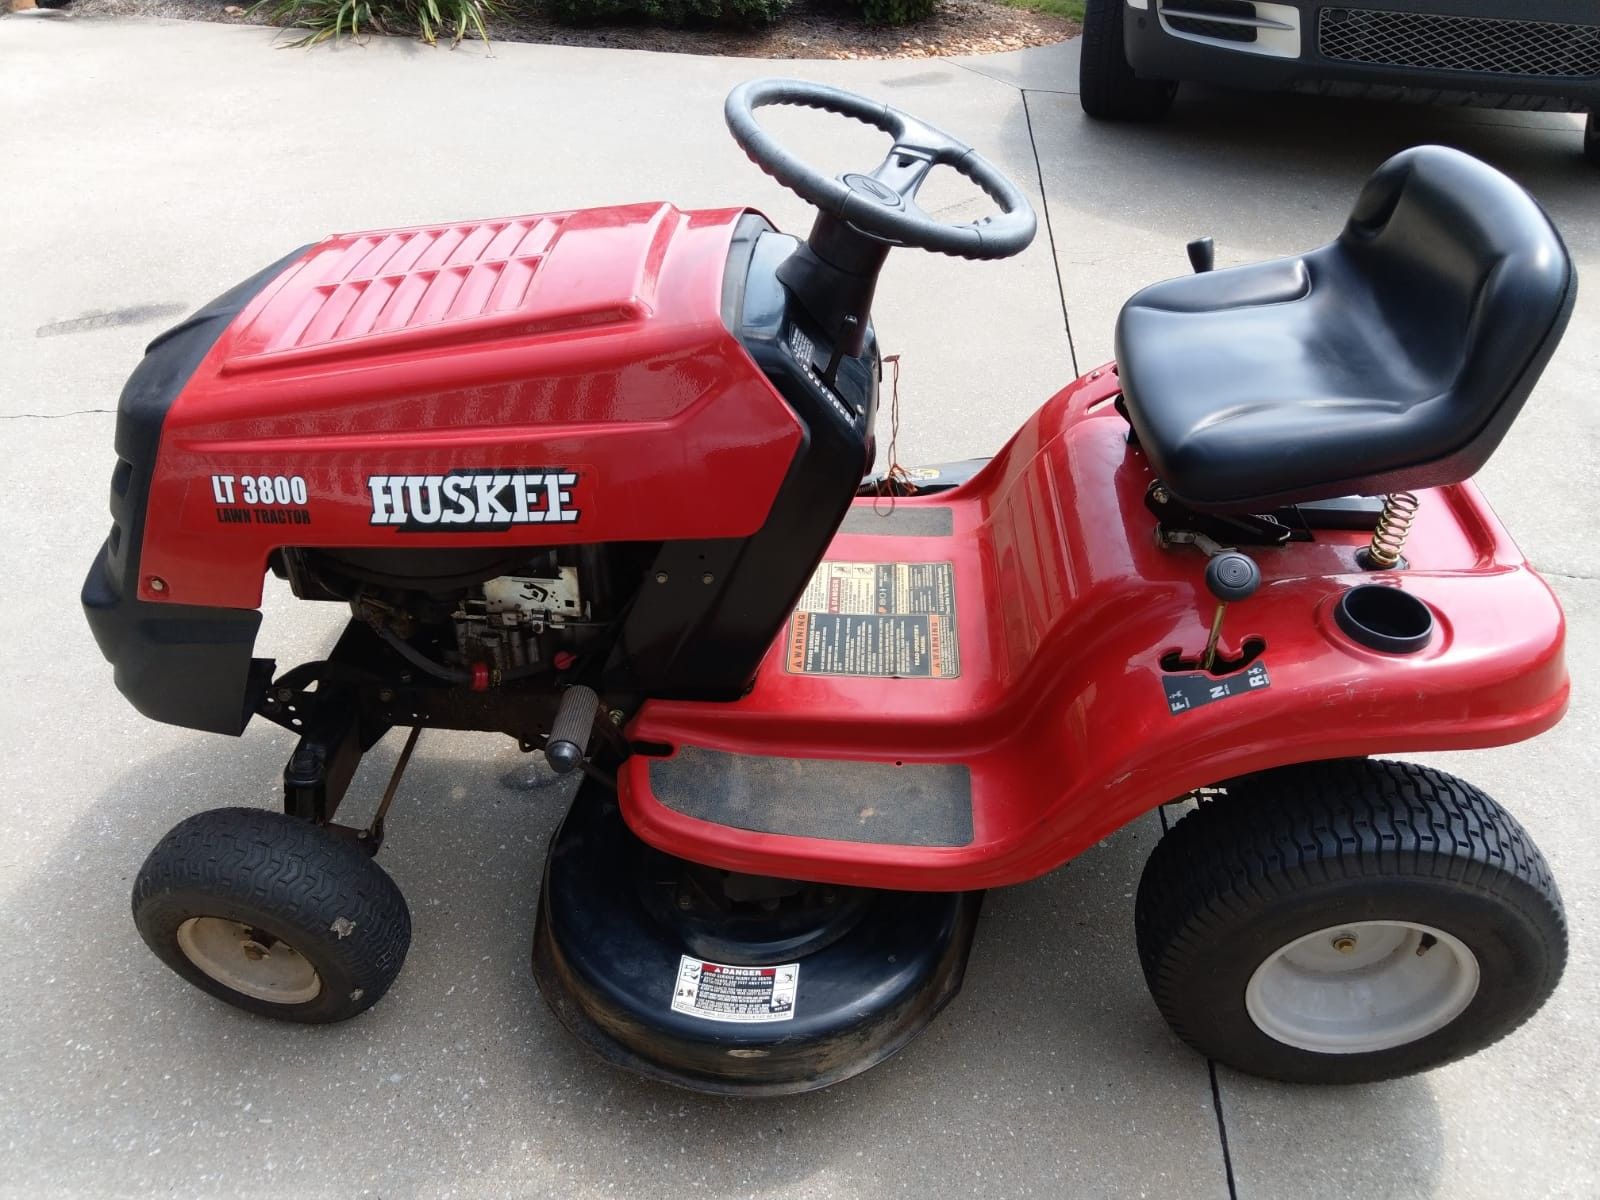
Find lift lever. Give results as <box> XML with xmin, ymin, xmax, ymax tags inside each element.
<box><xmin>546</xmin><ymin>685</ymin><xmax>601</xmax><ymax>774</ymax></box>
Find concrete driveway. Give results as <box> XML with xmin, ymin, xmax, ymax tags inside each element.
<box><xmin>1</xmin><ymin>15</ymin><xmax>1595</xmax><ymax>1200</ymax></box>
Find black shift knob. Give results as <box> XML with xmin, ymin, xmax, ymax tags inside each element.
<box><xmin>1206</xmin><ymin>552</ymin><xmax>1261</xmax><ymax>603</ymax></box>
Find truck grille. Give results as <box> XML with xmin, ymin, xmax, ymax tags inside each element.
<box><xmin>1318</xmin><ymin>8</ymin><xmax>1600</xmax><ymax>79</ymax></box>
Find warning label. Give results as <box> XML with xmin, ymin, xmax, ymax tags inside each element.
<box><xmin>786</xmin><ymin>561</ymin><xmax>960</xmax><ymax>678</ymax></box>
<box><xmin>671</xmin><ymin>957</ymin><xmax>798</xmax><ymax>1023</ymax></box>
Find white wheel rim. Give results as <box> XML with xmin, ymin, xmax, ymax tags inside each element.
<box><xmin>176</xmin><ymin>917</ymin><xmax>322</xmax><ymax>1005</ymax></box>
<box><xmin>1245</xmin><ymin>920</ymin><xmax>1479</xmax><ymax>1054</ymax></box>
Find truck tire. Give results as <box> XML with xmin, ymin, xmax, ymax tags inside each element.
<box><xmin>1135</xmin><ymin>759</ymin><xmax>1566</xmax><ymax>1083</ymax></box>
<box><xmin>1080</xmin><ymin>0</ymin><xmax>1178</xmax><ymax>122</ymax></box>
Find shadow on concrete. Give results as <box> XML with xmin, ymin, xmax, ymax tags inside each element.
<box><xmin>1</xmin><ymin>717</ymin><xmax>1261</xmax><ymax>1198</ymax></box>
<box><xmin>1061</xmin><ymin>84</ymin><xmax>1595</xmax><ymax>265</ymax></box>
<box><xmin>1218</xmin><ymin>1065</ymin><xmax>1446</xmax><ymax>1200</ymax></box>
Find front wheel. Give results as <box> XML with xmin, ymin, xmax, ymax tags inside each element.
<box><xmin>1079</xmin><ymin>0</ymin><xmax>1178</xmax><ymax>122</ymax></box>
<box><xmin>132</xmin><ymin>807</ymin><xmax>412</xmax><ymax>1023</ymax></box>
<box><xmin>1135</xmin><ymin>759</ymin><xmax>1566</xmax><ymax>1084</ymax></box>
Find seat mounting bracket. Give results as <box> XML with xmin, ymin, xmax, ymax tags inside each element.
<box><xmin>1145</xmin><ymin>482</ymin><xmax>1387</xmax><ymax>550</ymax></box>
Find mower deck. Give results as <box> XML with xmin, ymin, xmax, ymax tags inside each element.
<box><xmin>533</xmin><ymin>782</ymin><xmax>982</xmax><ymax>1096</ymax></box>
<box><xmin>619</xmin><ymin>368</ymin><xmax>1569</xmax><ymax>891</ymax></box>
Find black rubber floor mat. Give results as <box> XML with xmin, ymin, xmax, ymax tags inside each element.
<box><xmin>649</xmin><ymin>746</ymin><xmax>974</xmax><ymax>848</ymax></box>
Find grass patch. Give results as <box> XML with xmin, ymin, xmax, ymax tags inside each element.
<box><xmin>997</xmin><ymin>0</ymin><xmax>1083</xmax><ymax>19</ymax></box>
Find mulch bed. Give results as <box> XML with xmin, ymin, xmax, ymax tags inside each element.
<box><xmin>72</xmin><ymin>0</ymin><xmax>1076</xmax><ymax>59</ymax></box>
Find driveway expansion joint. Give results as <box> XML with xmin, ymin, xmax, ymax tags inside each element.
<box><xmin>1209</xmin><ymin>1060</ymin><xmax>1241</xmax><ymax>1200</ymax></box>
<box><xmin>1020</xmin><ymin>87</ymin><xmax>1080</xmax><ymax>377</ymax></box>
<box><xmin>950</xmin><ymin>58</ymin><xmax>1076</xmax><ymax>96</ymax></box>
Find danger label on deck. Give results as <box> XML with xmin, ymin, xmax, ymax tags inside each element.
<box><xmin>786</xmin><ymin>561</ymin><xmax>960</xmax><ymax>678</ymax></box>
<box><xmin>671</xmin><ymin>957</ymin><xmax>798</xmax><ymax>1023</ymax></box>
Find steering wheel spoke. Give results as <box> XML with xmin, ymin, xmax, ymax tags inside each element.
<box><xmin>868</xmin><ymin>146</ymin><xmax>938</xmax><ymax>205</ymax></box>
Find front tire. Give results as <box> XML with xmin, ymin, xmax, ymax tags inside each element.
<box><xmin>132</xmin><ymin>807</ymin><xmax>412</xmax><ymax>1023</ymax></box>
<box><xmin>1585</xmin><ymin>112</ymin><xmax>1599</xmax><ymax>167</ymax></box>
<box><xmin>1135</xmin><ymin>760</ymin><xmax>1566</xmax><ymax>1084</ymax></box>
<box><xmin>1080</xmin><ymin>0</ymin><xmax>1178</xmax><ymax>122</ymax></box>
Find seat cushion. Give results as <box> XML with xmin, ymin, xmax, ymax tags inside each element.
<box><xmin>1115</xmin><ymin>146</ymin><xmax>1576</xmax><ymax>513</ymax></box>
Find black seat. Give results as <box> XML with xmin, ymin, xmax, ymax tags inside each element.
<box><xmin>1115</xmin><ymin>146</ymin><xmax>1576</xmax><ymax>513</ymax></box>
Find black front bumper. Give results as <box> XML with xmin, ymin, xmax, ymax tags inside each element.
<box><xmin>1125</xmin><ymin>1</ymin><xmax>1600</xmax><ymax>110</ymax></box>
<box><xmin>81</xmin><ymin>247</ymin><xmax>308</xmax><ymax>737</ymax></box>
<box><xmin>82</xmin><ymin>542</ymin><xmax>265</xmax><ymax>736</ymax></box>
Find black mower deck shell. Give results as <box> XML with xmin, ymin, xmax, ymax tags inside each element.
<box><xmin>532</xmin><ymin>784</ymin><xmax>984</xmax><ymax>1096</ymax></box>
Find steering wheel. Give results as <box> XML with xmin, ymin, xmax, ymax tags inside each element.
<box><xmin>724</xmin><ymin>78</ymin><xmax>1037</xmax><ymax>262</ymax></box>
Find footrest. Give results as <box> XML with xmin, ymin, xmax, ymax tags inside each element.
<box><xmin>647</xmin><ymin>747</ymin><xmax>974</xmax><ymax>849</ymax></box>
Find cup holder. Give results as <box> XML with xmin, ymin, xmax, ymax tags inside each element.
<box><xmin>1335</xmin><ymin>585</ymin><xmax>1434</xmax><ymax>654</ymax></box>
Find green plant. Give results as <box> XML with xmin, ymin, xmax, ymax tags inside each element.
<box><xmin>249</xmin><ymin>0</ymin><xmax>503</xmax><ymax>46</ymax></box>
<box><xmin>544</xmin><ymin>0</ymin><xmax>788</xmax><ymax>25</ymax></box>
<box><xmin>837</xmin><ymin>0</ymin><xmax>937</xmax><ymax>26</ymax></box>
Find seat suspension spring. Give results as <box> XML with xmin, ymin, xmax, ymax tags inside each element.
<box><xmin>1367</xmin><ymin>491</ymin><xmax>1419</xmax><ymax>569</ymax></box>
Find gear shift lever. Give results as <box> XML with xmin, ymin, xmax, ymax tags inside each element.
<box><xmin>1202</xmin><ymin>552</ymin><xmax>1261</xmax><ymax>671</ymax></box>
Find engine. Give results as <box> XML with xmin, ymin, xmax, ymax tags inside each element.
<box><xmin>450</xmin><ymin>568</ymin><xmax>586</xmax><ymax>675</ymax></box>
<box><xmin>274</xmin><ymin>544</ymin><xmax>650</xmax><ymax>686</ymax></box>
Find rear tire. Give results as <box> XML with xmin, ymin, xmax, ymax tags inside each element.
<box><xmin>1135</xmin><ymin>759</ymin><xmax>1566</xmax><ymax>1084</ymax></box>
<box><xmin>132</xmin><ymin>807</ymin><xmax>411</xmax><ymax>1023</ymax></box>
<box><xmin>1080</xmin><ymin>0</ymin><xmax>1178</xmax><ymax>122</ymax></box>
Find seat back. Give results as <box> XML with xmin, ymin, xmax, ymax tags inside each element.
<box><xmin>1332</xmin><ymin>146</ymin><xmax>1575</xmax><ymax>488</ymax></box>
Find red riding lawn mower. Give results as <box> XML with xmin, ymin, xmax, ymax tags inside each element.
<box><xmin>85</xmin><ymin>79</ymin><xmax>1576</xmax><ymax>1093</ymax></box>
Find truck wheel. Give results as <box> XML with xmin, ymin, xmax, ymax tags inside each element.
<box><xmin>1135</xmin><ymin>759</ymin><xmax>1566</xmax><ymax>1084</ymax></box>
<box><xmin>1080</xmin><ymin>0</ymin><xmax>1178</xmax><ymax>122</ymax></box>
<box><xmin>132</xmin><ymin>807</ymin><xmax>411</xmax><ymax>1023</ymax></box>
<box><xmin>1585</xmin><ymin>112</ymin><xmax>1598</xmax><ymax>167</ymax></box>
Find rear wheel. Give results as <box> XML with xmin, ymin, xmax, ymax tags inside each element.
<box><xmin>132</xmin><ymin>807</ymin><xmax>411</xmax><ymax>1023</ymax></box>
<box><xmin>1135</xmin><ymin>759</ymin><xmax>1566</xmax><ymax>1083</ymax></box>
<box><xmin>1080</xmin><ymin>0</ymin><xmax>1178</xmax><ymax>122</ymax></box>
